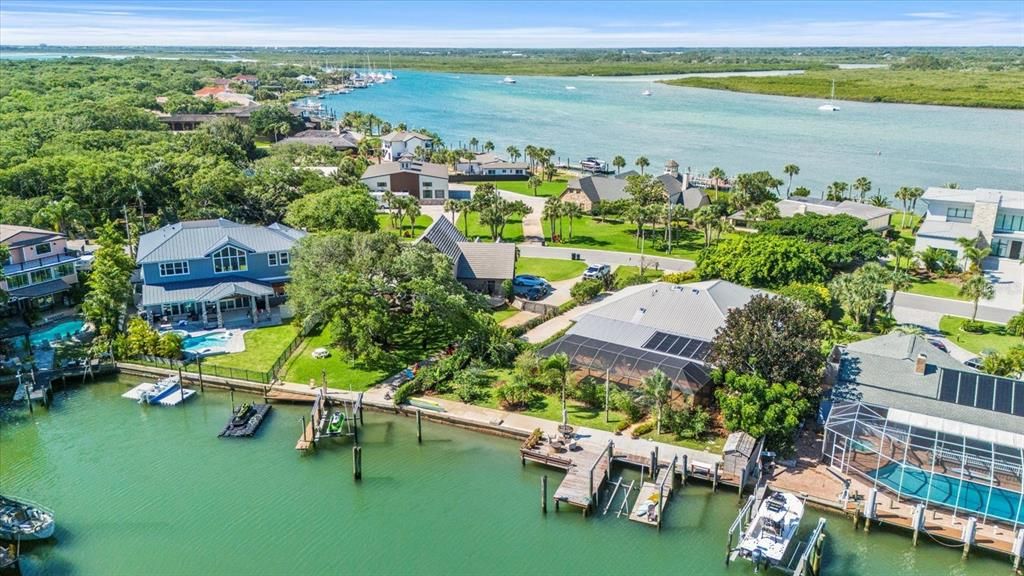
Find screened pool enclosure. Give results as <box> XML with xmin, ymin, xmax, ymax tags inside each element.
<box><xmin>823</xmin><ymin>401</ymin><xmax>1024</xmax><ymax>527</ymax></box>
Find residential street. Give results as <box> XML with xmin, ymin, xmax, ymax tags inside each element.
<box><xmin>890</xmin><ymin>291</ymin><xmax>1018</xmax><ymax>324</ymax></box>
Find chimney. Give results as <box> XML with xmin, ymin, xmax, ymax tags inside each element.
<box><xmin>914</xmin><ymin>353</ymin><xmax>927</xmax><ymax>375</ymax></box>
<box><xmin>682</xmin><ymin>171</ymin><xmax>690</xmax><ymax>190</ymax></box>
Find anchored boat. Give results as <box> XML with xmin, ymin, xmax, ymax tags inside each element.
<box><xmin>0</xmin><ymin>496</ymin><xmax>55</xmax><ymax>541</ymax></box>
<box><xmin>139</xmin><ymin>376</ymin><xmax>181</xmax><ymax>405</ymax></box>
<box><xmin>736</xmin><ymin>491</ymin><xmax>804</xmax><ymax>567</ymax></box>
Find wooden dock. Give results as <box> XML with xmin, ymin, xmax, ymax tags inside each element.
<box><xmin>521</xmin><ymin>433</ymin><xmax>614</xmax><ymax>514</ymax></box>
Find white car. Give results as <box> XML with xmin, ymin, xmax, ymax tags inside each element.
<box><xmin>583</xmin><ymin>264</ymin><xmax>611</xmax><ymax>280</ymax></box>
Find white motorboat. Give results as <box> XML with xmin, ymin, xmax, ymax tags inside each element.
<box><xmin>818</xmin><ymin>79</ymin><xmax>840</xmax><ymax>111</ymax></box>
<box><xmin>139</xmin><ymin>376</ymin><xmax>181</xmax><ymax>405</ymax></box>
<box><xmin>736</xmin><ymin>491</ymin><xmax>804</xmax><ymax>567</ymax></box>
<box><xmin>565</xmin><ymin>86</ymin><xmax>577</xmax><ymax>90</ymax></box>
<box><xmin>641</xmin><ymin>89</ymin><xmax>652</xmax><ymax>96</ymax></box>
<box><xmin>0</xmin><ymin>496</ymin><xmax>55</xmax><ymax>541</ymax></box>
<box><xmin>580</xmin><ymin>157</ymin><xmax>608</xmax><ymax>173</ymax></box>
<box><xmin>502</xmin><ymin>76</ymin><xmax>516</xmax><ymax>84</ymax></box>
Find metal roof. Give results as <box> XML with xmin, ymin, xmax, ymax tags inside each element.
<box><xmin>415</xmin><ymin>216</ymin><xmax>464</xmax><ymax>261</ymax></box>
<box><xmin>140</xmin><ymin>278</ymin><xmax>274</xmax><ymax>307</ymax></box>
<box><xmin>136</xmin><ymin>219</ymin><xmax>305</xmax><ymax>264</ymax></box>
<box><xmin>7</xmin><ymin>278</ymin><xmax>72</xmax><ymax>300</ymax></box>
<box><xmin>724</xmin><ymin>431</ymin><xmax>758</xmax><ymax>457</ymax></box>
<box><xmin>539</xmin><ymin>333</ymin><xmax>711</xmax><ymax>395</ymax></box>
<box><xmin>362</xmin><ymin>160</ymin><xmax>448</xmax><ymax>180</ymax></box>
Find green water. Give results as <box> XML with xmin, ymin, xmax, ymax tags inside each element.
<box><xmin>0</xmin><ymin>377</ymin><xmax>1007</xmax><ymax>575</ymax></box>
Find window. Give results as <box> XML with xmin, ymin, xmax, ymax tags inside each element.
<box><xmin>422</xmin><ymin>181</ymin><xmax>432</xmax><ymax>187</ymax></box>
<box><xmin>377</xmin><ymin>181</ymin><xmax>387</xmax><ymax>188</ymax></box>
<box><xmin>35</xmin><ymin>242</ymin><xmax>52</xmax><ymax>255</ymax></box>
<box><xmin>268</xmin><ymin>252</ymin><xmax>289</xmax><ymax>266</ymax></box>
<box><xmin>946</xmin><ymin>207</ymin><xmax>973</xmax><ymax>220</ymax></box>
<box><xmin>30</xmin><ymin>268</ymin><xmax>53</xmax><ymax>284</ymax></box>
<box><xmin>212</xmin><ymin>246</ymin><xmax>248</xmax><ymax>274</ymax></box>
<box><xmin>55</xmin><ymin>262</ymin><xmax>76</xmax><ymax>277</ymax></box>
<box><xmin>6</xmin><ymin>273</ymin><xmax>28</xmax><ymax>289</ymax></box>
<box><xmin>159</xmin><ymin>261</ymin><xmax>190</xmax><ymax>277</ymax></box>
<box><xmin>995</xmin><ymin>213</ymin><xmax>1024</xmax><ymax>233</ymax></box>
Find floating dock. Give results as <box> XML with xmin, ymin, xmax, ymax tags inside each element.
<box><xmin>122</xmin><ymin>382</ymin><xmax>196</xmax><ymax>406</ymax></box>
<box><xmin>219</xmin><ymin>404</ymin><xmax>271</xmax><ymax>438</ymax></box>
<box><xmin>629</xmin><ymin>457</ymin><xmax>677</xmax><ymax>528</ymax></box>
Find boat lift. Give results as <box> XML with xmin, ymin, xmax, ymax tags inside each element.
<box><xmin>727</xmin><ymin>494</ymin><xmax>827</xmax><ymax>575</ymax></box>
<box><xmin>295</xmin><ymin>374</ymin><xmax>363</xmax><ymax>451</ymax></box>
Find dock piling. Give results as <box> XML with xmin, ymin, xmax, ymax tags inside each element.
<box><xmin>911</xmin><ymin>504</ymin><xmax>924</xmax><ymax>546</ymax></box>
<box><xmin>649</xmin><ymin>450</ymin><xmax>656</xmax><ymax>480</ymax></box>
<box><xmin>712</xmin><ymin>462</ymin><xmax>720</xmax><ymax>492</ymax></box>
<box><xmin>416</xmin><ymin>409</ymin><xmax>422</xmax><ymax>443</ymax></box>
<box><xmin>353</xmin><ymin>445</ymin><xmax>362</xmax><ymax>480</ymax></box>
<box><xmin>681</xmin><ymin>455</ymin><xmax>688</xmax><ymax>487</ymax></box>
<box><xmin>864</xmin><ymin>488</ymin><xmax>878</xmax><ymax>532</ymax></box>
<box><xmin>1012</xmin><ymin>529</ymin><xmax>1024</xmax><ymax>570</ymax></box>
<box><xmin>961</xmin><ymin>517</ymin><xmax>976</xmax><ymax>559</ymax></box>
<box><xmin>301</xmin><ymin>416</ymin><xmax>307</xmax><ymax>443</ymax></box>
<box><xmin>177</xmin><ymin>365</ymin><xmax>185</xmax><ymax>404</ymax></box>
<box><xmin>541</xmin><ymin>475</ymin><xmax>548</xmax><ymax>514</ymax></box>
<box><xmin>230</xmin><ymin>388</ymin><xmax>235</xmax><ymax>412</ymax></box>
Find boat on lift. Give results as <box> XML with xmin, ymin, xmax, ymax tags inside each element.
<box><xmin>138</xmin><ymin>375</ymin><xmax>181</xmax><ymax>405</ymax></box>
<box><xmin>580</xmin><ymin>157</ymin><xmax>608</xmax><ymax>173</ymax></box>
<box><xmin>736</xmin><ymin>491</ymin><xmax>805</xmax><ymax>568</ymax></box>
<box><xmin>0</xmin><ymin>495</ymin><xmax>55</xmax><ymax>541</ymax></box>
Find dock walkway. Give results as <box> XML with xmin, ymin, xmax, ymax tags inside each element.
<box><xmin>630</xmin><ymin>465</ymin><xmax>672</xmax><ymax>526</ymax></box>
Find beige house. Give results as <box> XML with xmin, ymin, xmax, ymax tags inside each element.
<box><xmin>729</xmin><ymin>197</ymin><xmax>895</xmax><ymax>232</ymax></box>
<box><xmin>1</xmin><ymin>225</ymin><xmax>81</xmax><ymax>311</ymax></box>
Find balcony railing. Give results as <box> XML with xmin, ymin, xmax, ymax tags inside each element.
<box><xmin>2</xmin><ymin>251</ymin><xmax>80</xmax><ymax>275</ymax></box>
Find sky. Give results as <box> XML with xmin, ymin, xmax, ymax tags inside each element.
<box><xmin>0</xmin><ymin>1</ymin><xmax>1022</xmax><ymax>48</ymax></box>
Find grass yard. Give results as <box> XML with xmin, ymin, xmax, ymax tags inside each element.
<box><xmin>376</xmin><ymin>213</ymin><xmax>433</xmax><ymax>238</ymax></box>
<box><xmin>282</xmin><ymin>329</ymin><xmax>404</xmax><ymax>390</ymax></box>
<box><xmin>203</xmin><ymin>324</ymin><xmax>300</xmax><ymax>372</ymax></box>
<box><xmin>646</xmin><ymin>431</ymin><xmax>727</xmax><ymax>454</ymax></box>
<box><xmin>890</xmin><ymin>211</ymin><xmax>922</xmax><ymax>242</ymax></box>
<box><xmin>547</xmin><ymin>216</ymin><xmax>737</xmax><ymax>261</ymax></box>
<box><xmin>490</xmin><ymin>306</ymin><xmax>519</xmax><ymax>323</ymax></box>
<box><xmin>456</xmin><ymin>211</ymin><xmax>524</xmax><ymax>243</ymax></box>
<box><xmin>471</xmin><ymin>389</ymin><xmax>630</xmax><ymax>433</ymax></box>
<box><xmin>493</xmin><ymin>177</ymin><xmax>569</xmax><ymax>198</ymax></box>
<box><xmin>904</xmin><ymin>275</ymin><xmax>965</xmax><ymax>300</ymax></box>
<box><xmin>939</xmin><ymin>316</ymin><xmax>1021</xmax><ymax>355</ymax></box>
<box><xmin>515</xmin><ymin>257</ymin><xmax>587</xmax><ymax>282</ymax></box>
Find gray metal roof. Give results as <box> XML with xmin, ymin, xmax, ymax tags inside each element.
<box><xmin>456</xmin><ymin>242</ymin><xmax>515</xmax><ymax>280</ymax></box>
<box><xmin>275</xmin><ymin>129</ymin><xmax>360</xmax><ymax>150</ymax></box>
<box><xmin>576</xmin><ymin>280</ymin><xmax>762</xmax><ymax>341</ymax></box>
<box><xmin>136</xmin><ymin>219</ymin><xmax>305</xmax><ymax>264</ymax></box>
<box><xmin>7</xmin><ymin>278</ymin><xmax>72</xmax><ymax>299</ymax></box>
<box><xmin>724</xmin><ymin>431</ymin><xmax>757</xmax><ymax>457</ymax></box>
<box><xmin>563</xmin><ymin>175</ymin><xmax>630</xmax><ymax>204</ymax></box>
<box><xmin>415</xmin><ymin>216</ymin><xmax>464</xmax><ymax>261</ymax></box>
<box><xmin>362</xmin><ymin>160</ymin><xmax>448</xmax><ymax>180</ymax></box>
<box><xmin>141</xmin><ymin>278</ymin><xmax>274</xmax><ymax>307</ymax></box>
<box><xmin>834</xmin><ymin>333</ymin><xmax>1023</xmax><ymax>436</ymax></box>
<box><xmin>0</xmin><ymin>225</ymin><xmax>63</xmax><ymax>245</ymax></box>
<box><xmin>834</xmin><ymin>201</ymin><xmax>895</xmax><ymax>220</ymax></box>
<box><xmin>381</xmin><ymin>130</ymin><xmax>431</xmax><ymax>143</ymax></box>
<box><xmin>916</xmin><ymin>219</ymin><xmax>981</xmax><ymax>241</ymax></box>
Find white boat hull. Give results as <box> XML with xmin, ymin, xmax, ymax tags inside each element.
<box><xmin>0</xmin><ymin>520</ymin><xmax>54</xmax><ymax>541</ymax></box>
<box><xmin>737</xmin><ymin>492</ymin><xmax>804</xmax><ymax>565</ymax></box>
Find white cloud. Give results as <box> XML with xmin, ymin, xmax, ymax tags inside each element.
<box><xmin>905</xmin><ymin>12</ymin><xmax>956</xmax><ymax>19</ymax></box>
<box><xmin>0</xmin><ymin>7</ymin><xmax>1021</xmax><ymax>47</ymax></box>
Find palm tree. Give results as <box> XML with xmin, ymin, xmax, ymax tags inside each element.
<box><xmin>382</xmin><ymin>190</ymin><xmax>398</xmax><ymax>228</ymax></box>
<box><xmin>483</xmin><ymin>140</ymin><xmax>495</xmax><ymax>152</ymax></box>
<box><xmin>543</xmin><ymin>353</ymin><xmax>571</xmax><ymax>411</ymax></box>
<box><xmin>543</xmin><ymin>197</ymin><xmax>562</xmax><ymax>241</ymax></box>
<box><xmin>890</xmin><ymin>324</ymin><xmax>924</xmax><ymax>336</ymax></box>
<box><xmin>963</xmin><ymin>245</ymin><xmax>991</xmax><ymax>273</ymax></box>
<box><xmin>404</xmin><ymin>200</ymin><xmax>422</xmax><ymax>237</ymax></box>
<box><xmin>955</xmin><ymin>236</ymin><xmax>979</xmax><ymax>269</ymax></box>
<box><xmin>272</xmin><ymin>121</ymin><xmax>290</xmax><ymax>143</ymax></box>
<box><xmin>468</xmin><ymin>137</ymin><xmax>479</xmax><ymax>152</ymax></box>
<box><xmin>527</xmin><ymin>174</ymin><xmax>543</xmax><ymax>197</ymax></box>
<box><xmin>889</xmin><ymin>240</ymin><xmax>915</xmax><ymax>275</ymax></box>
<box><xmin>634</xmin><ymin>156</ymin><xmax>650</xmax><ymax>175</ymax></box>
<box><xmin>524</xmin><ymin>145</ymin><xmax>538</xmax><ymax>171</ymax></box>
<box><xmin>894</xmin><ymin>186</ymin><xmax>913</xmax><ymax>228</ymax></box>
<box><xmin>708</xmin><ymin>167</ymin><xmax>726</xmax><ymax>201</ymax></box>
<box><xmin>821</xmin><ymin>320</ymin><xmax>849</xmax><ymax>344</ymax></box>
<box><xmin>783</xmin><ymin>164</ymin><xmax>799</xmax><ymax>196</ymax></box>
<box><xmin>542</xmin><ymin>162</ymin><xmax>558</xmax><ymax>182</ymax></box>
<box><xmin>907</xmin><ymin>186</ymin><xmax>924</xmax><ymax>214</ymax></box>
<box><xmin>693</xmin><ymin>205</ymin><xmax>718</xmax><ymax>247</ymax></box>
<box><xmin>563</xmin><ymin>202</ymin><xmax>582</xmax><ymax>240</ymax></box>
<box><xmin>457</xmin><ymin>200</ymin><xmax>472</xmax><ymax>237</ymax></box>
<box><xmin>641</xmin><ymin>370</ymin><xmax>671</xmax><ymax>435</ymax></box>
<box><xmin>959</xmin><ymin>273</ymin><xmax>995</xmax><ymax>322</ymax></box>
<box><xmin>853</xmin><ymin>177</ymin><xmax>872</xmax><ymax>203</ymax></box>
<box><xmin>443</xmin><ymin>199</ymin><xmax>459</xmax><ymax>225</ymax></box>
<box><xmin>612</xmin><ymin>155</ymin><xmax>626</xmax><ymax>174</ymax></box>
<box><xmin>35</xmin><ymin>196</ymin><xmax>85</xmax><ymax>237</ymax></box>
<box><xmin>888</xmin><ymin>269</ymin><xmax>913</xmax><ymax>312</ymax></box>
<box><xmin>791</xmin><ymin>186</ymin><xmax>811</xmax><ymax>198</ymax></box>
<box><xmin>506</xmin><ymin>145</ymin><xmax>521</xmax><ymax>163</ymax></box>
<box><xmin>868</xmin><ymin>194</ymin><xmax>890</xmax><ymax>208</ymax></box>
<box><xmin>826</xmin><ymin>181</ymin><xmax>849</xmax><ymax>201</ymax></box>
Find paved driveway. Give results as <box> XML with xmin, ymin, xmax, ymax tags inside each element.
<box><xmin>498</xmin><ymin>189</ymin><xmax>546</xmax><ymax>243</ymax></box>
<box><xmin>982</xmin><ymin>256</ymin><xmax>1023</xmax><ymax>311</ymax></box>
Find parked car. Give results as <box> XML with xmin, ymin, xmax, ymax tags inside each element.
<box><xmin>513</xmin><ymin>274</ymin><xmax>549</xmax><ymax>288</ymax></box>
<box><xmin>514</xmin><ymin>284</ymin><xmax>549</xmax><ymax>301</ymax></box>
<box><xmin>927</xmin><ymin>339</ymin><xmax>949</xmax><ymax>353</ymax></box>
<box><xmin>964</xmin><ymin>357</ymin><xmax>984</xmax><ymax>371</ymax></box>
<box><xmin>583</xmin><ymin>264</ymin><xmax>611</xmax><ymax>280</ymax></box>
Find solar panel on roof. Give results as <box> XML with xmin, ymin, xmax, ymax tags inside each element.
<box><xmin>938</xmin><ymin>369</ymin><xmax>959</xmax><ymax>403</ymax></box>
<box><xmin>1013</xmin><ymin>381</ymin><xmax>1024</xmax><ymax>417</ymax></box>
<box><xmin>641</xmin><ymin>331</ymin><xmax>712</xmax><ymax>362</ymax></box>
<box><xmin>936</xmin><ymin>367</ymin><xmax>1024</xmax><ymax>417</ymax></box>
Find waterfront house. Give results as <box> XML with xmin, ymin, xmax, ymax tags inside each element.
<box><xmin>914</xmin><ymin>187</ymin><xmax>1024</xmax><ymax>260</ymax></box>
<box><xmin>540</xmin><ymin>280</ymin><xmax>761</xmax><ymax>401</ymax></box>
<box><xmin>157</xmin><ymin>104</ymin><xmax>262</xmax><ymax>132</ymax></box>
<box><xmin>455</xmin><ymin>152</ymin><xmax>529</xmax><ymax>179</ymax></box>
<box><xmin>232</xmin><ymin>74</ymin><xmax>260</xmax><ymax>88</ymax></box>
<box><xmin>380</xmin><ymin>130</ymin><xmax>433</xmax><ymax>161</ymax></box>
<box><xmin>135</xmin><ymin>219</ymin><xmax>306</xmax><ymax>327</ymax></box>
<box><xmin>560</xmin><ymin>161</ymin><xmax>708</xmax><ymax>213</ymax></box>
<box><xmin>274</xmin><ymin>127</ymin><xmax>362</xmax><ymax>151</ymax></box>
<box><xmin>193</xmin><ymin>86</ymin><xmax>255</xmax><ymax>107</ymax></box>
<box><xmin>296</xmin><ymin>74</ymin><xmax>319</xmax><ymax>87</ymax></box>
<box><xmin>360</xmin><ymin>155</ymin><xmax>450</xmax><ymax>203</ymax></box>
<box><xmin>728</xmin><ymin>197</ymin><xmax>895</xmax><ymax>232</ymax></box>
<box><xmin>415</xmin><ymin>216</ymin><xmax>515</xmax><ymax>296</ymax></box>
<box><xmin>822</xmin><ymin>332</ymin><xmax>1023</xmax><ymax>531</ymax></box>
<box><xmin>1</xmin><ymin>225</ymin><xmax>80</xmax><ymax>312</ymax></box>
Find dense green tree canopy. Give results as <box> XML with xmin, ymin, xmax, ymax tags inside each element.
<box><xmin>714</xmin><ymin>370</ymin><xmax>810</xmax><ymax>450</ymax></box>
<box><xmin>82</xmin><ymin>223</ymin><xmax>135</xmax><ymax>339</ymax></box>
<box><xmin>285</xmin><ymin>185</ymin><xmax>379</xmax><ymax>232</ymax></box>
<box><xmin>756</xmin><ymin>213</ymin><xmax>888</xmax><ymax>271</ymax></box>
<box><xmin>696</xmin><ymin>234</ymin><xmax>827</xmax><ymax>288</ymax></box>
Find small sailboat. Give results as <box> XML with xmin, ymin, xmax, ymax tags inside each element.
<box><xmin>0</xmin><ymin>496</ymin><xmax>55</xmax><ymax>541</ymax></box>
<box><xmin>139</xmin><ymin>376</ymin><xmax>181</xmax><ymax>405</ymax></box>
<box><xmin>736</xmin><ymin>492</ymin><xmax>805</xmax><ymax>567</ymax></box>
<box><xmin>502</xmin><ymin>76</ymin><xmax>516</xmax><ymax>84</ymax></box>
<box><xmin>641</xmin><ymin>88</ymin><xmax>652</xmax><ymax>96</ymax></box>
<box><xmin>818</xmin><ymin>79</ymin><xmax>840</xmax><ymax>111</ymax></box>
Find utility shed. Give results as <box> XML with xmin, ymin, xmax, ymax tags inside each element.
<box><xmin>722</xmin><ymin>431</ymin><xmax>761</xmax><ymax>480</ymax></box>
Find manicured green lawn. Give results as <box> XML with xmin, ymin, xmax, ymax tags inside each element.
<box><xmin>890</xmin><ymin>211</ymin><xmax>922</xmax><ymax>242</ymax></box>
<box><xmin>203</xmin><ymin>324</ymin><xmax>300</xmax><ymax>372</ymax></box>
<box><xmin>375</xmin><ymin>213</ymin><xmax>433</xmax><ymax>239</ymax></box>
<box><xmin>494</xmin><ymin>178</ymin><xmax>568</xmax><ymax>198</ymax></box>
<box><xmin>904</xmin><ymin>275</ymin><xmax>965</xmax><ymax>300</ymax></box>
<box><xmin>490</xmin><ymin>306</ymin><xmax>519</xmax><ymax>323</ymax></box>
<box><xmin>647</xmin><ymin>431</ymin><xmax>727</xmax><ymax>454</ymax></box>
<box><xmin>282</xmin><ymin>329</ymin><xmax>400</xmax><ymax>390</ymax></box>
<box><xmin>939</xmin><ymin>316</ymin><xmax>1021</xmax><ymax>355</ymax></box>
<box><xmin>547</xmin><ymin>216</ymin><xmax>736</xmax><ymax>261</ymax></box>
<box><xmin>515</xmin><ymin>257</ymin><xmax>587</xmax><ymax>282</ymax></box>
<box><xmin>456</xmin><ymin>211</ymin><xmax>524</xmax><ymax>243</ymax></box>
<box><xmin>473</xmin><ymin>390</ymin><xmax>629</xmax><ymax>433</ymax></box>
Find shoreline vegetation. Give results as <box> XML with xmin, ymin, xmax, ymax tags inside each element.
<box><xmin>660</xmin><ymin>68</ymin><xmax>1024</xmax><ymax>109</ymax></box>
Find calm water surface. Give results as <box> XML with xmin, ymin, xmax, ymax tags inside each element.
<box><xmin>0</xmin><ymin>377</ymin><xmax>1007</xmax><ymax>575</ymax></box>
<box><xmin>322</xmin><ymin>71</ymin><xmax>1024</xmax><ymax>196</ymax></box>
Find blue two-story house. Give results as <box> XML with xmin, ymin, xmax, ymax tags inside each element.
<box><xmin>136</xmin><ymin>219</ymin><xmax>306</xmax><ymax>327</ymax></box>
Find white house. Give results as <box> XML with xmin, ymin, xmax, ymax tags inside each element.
<box><xmin>914</xmin><ymin>187</ymin><xmax>1024</xmax><ymax>260</ymax></box>
<box><xmin>455</xmin><ymin>152</ymin><xmax>529</xmax><ymax>177</ymax></box>
<box><xmin>296</xmin><ymin>75</ymin><xmax>318</xmax><ymax>87</ymax></box>
<box><xmin>729</xmin><ymin>197</ymin><xmax>894</xmax><ymax>232</ymax></box>
<box><xmin>360</xmin><ymin>154</ymin><xmax>450</xmax><ymax>202</ymax></box>
<box><xmin>380</xmin><ymin>130</ymin><xmax>433</xmax><ymax>161</ymax></box>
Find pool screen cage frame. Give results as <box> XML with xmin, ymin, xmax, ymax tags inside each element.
<box><xmin>823</xmin><ymin>401</ymin><xmax>1024</xmax><ymax>530</ymax></box>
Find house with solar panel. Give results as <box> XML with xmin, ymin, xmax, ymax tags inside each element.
<box><xmin>822</xmin><ymin>332</ymin><xmax>1024</xmax><ymax>534</ymax></box>
<box><xmin>135</xmin><ymin>219</ymin><xmax>306</xmax><ymax>328</ymax></box>
<box><xmin>539</xmin><ymin>280</ymin><xmax>762</xmax><ymax>402</ymax></box>
<box><xmin>414</xmin><ymin>216</ymin><xmax>515</xmax><ymax>296</ymax></box>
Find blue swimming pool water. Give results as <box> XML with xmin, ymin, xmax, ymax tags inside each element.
<box><xmin>871</xmin><ymin>462</ymin><xmax>1023</xmax><ymax>523</ymax></box>
<box><xmin>181</xmin><ymin>332</ymin><xmax>231</xmax><ymax>354</ymax></box>
<box><xmin>30</xmin><ymin>318</ymin><xmax>85</xmax><ymax>347</ymax></box>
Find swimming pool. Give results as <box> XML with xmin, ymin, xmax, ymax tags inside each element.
<box><xmin>181</xmin><ymin>332</ymin><xmax>232</xmax><ymax>356</ymax></box>
<box><xmin>871</xmin><ymin>462</ymin><xmax>1023</xmax><ymax>523</ymax></box>
<box><xmin>30</xmin><ymin>318</ymin><xmax>85</xmax><ymax>347</ymax></box>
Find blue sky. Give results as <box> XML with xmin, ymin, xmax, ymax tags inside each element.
<box><xmin>1</xmin><ymin>1</ymin><xmax>1021</xmax><ymax>47</ymax></box>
